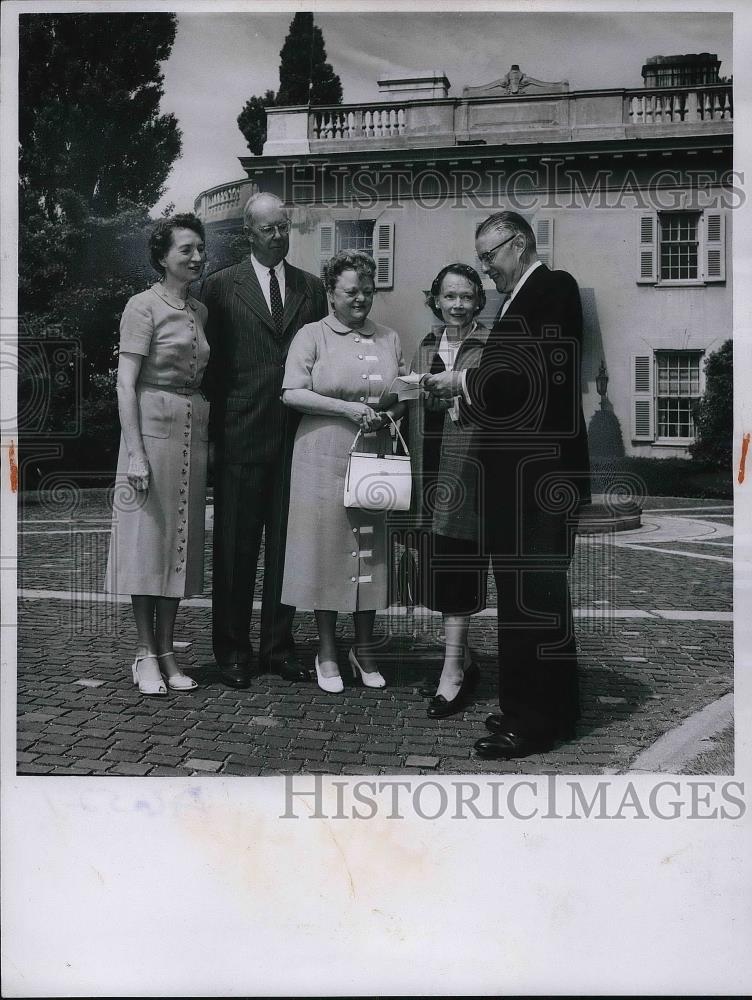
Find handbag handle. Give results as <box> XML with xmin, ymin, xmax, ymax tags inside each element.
<box><xmin>349</xmin><ymin>411</ymin><xmax>410</xmax><ymax>457</ymax></box>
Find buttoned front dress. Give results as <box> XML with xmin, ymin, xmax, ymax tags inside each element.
<box><xmin>281</xmin><ymin>314</ymin><xmax>406</xmax><ymax>612</ymax></box>
<box><xmin>105</xmin><ymin>284</ymin><xmax>210</xmax><ymax>598</ymax></box>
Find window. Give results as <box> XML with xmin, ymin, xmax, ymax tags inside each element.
<box><xmin>659</xmin><ymin>213</ymin><xmax>699</xmax><ymax>280</ymax></box>
<box><xmin>335</xmin><ymin>220</ymin><xmax>374</xmax><ymax>254</ymax></box>
<box><xmin>631</xmin><ymin>350</ymin><xmax>704</xmax><ymax>442</ymax></box>
<box><xmin>318</xmin><ymin>220</ymin><xmax>395</xmax><ymax>288</ymax></box>
<box><xmin>655</xmin><ymin>352</ymin><xmax>702</xmax><ymax>439</ymax></box>
<box><xmin>637</xmin><ymin>211</ymin><xmax>726</xmax><ymax>285</ymax></box>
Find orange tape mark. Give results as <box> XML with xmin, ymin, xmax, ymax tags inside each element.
<box><xmin>738</xmin><ymin>433</ymin><xmax>751</xmax><ymax>485</ymax></box>
<box><xmin>8</xmin><ymin>441</ymin><xmax>18</xmax><ymax>493</ymax></box>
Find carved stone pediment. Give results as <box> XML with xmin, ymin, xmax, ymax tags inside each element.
<box><xmin>463</xmin><ymin>64</ymin><xmax>570</xmax><ymax>98</ymax></box>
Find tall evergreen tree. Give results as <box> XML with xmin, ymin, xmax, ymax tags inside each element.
<box><xmin>19</xmin><ymin>12</ymin><xmax>181</xmax><ymax>219</ymax></box>
<box><xmin>276</xmin><ymin>12</ymin><xmax>343</xmax><ymax>106</ymax></box>
<box><xmin>237</xmin><ymin>12</ymin><xmax>342</xmax><ymax>155</ymax></box>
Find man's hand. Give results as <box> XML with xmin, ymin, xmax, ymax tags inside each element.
<box><xmin>422</xmin><ymin>370</ymin><xmax>463</xmax><ymax>400</ymax></box>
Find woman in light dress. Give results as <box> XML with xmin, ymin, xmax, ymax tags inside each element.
<box><xmin>105</xmin><ymin>214</ymin><xmax>209</xmax><ymax>695</ymax></box>
<box><xmin>281</xmin><ymin>251</ymin><xmax>406</xmax><ymax>693</ymax></box>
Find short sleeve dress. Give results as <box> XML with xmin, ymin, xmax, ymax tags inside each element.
<box><xmin>104</xmin><ymin>283</ymin><xmax>211</xmax><ymax>598</ymax></box>
<box><xmin>281</xmin><ymin>313</ymin><xmax>406</xmax><ymax>612</ymax></box>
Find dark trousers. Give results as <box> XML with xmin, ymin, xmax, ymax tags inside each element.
<box><xmin>212</xmin><ymin>455</ymin><xmax>295</xmax><ymax>666</ymax></box>
<box><xmin>488</xmin><ymin>509</ymin><xmax>580</xmax><ymax>741</ymax></box>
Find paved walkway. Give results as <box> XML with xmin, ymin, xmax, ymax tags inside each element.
<box><xmin>15</xmin><ymin>492</ymin><xmax>733</xmax><ymax>776</ymax></box>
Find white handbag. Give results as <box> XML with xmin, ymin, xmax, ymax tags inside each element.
<box><xmin>344</xmin><ymin>412</ymin><xmax>412</xmax><ymax>511</ymax></box>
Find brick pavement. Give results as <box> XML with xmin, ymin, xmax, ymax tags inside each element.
<box><xmin>15</xmin><ymin>492</ymin><xmax>734</xmax><ymax>776</ymax></box>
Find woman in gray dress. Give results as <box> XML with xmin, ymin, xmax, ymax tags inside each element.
<box><xmin>406</xmin><ymin>263</ymin><xmax>490</xmax><ymax>718</ymax></box>
<box><xmin>281</xmin><ymin>251</ymin><xmax>406</xmax><ymax>693</ymax></box>
<box><xmin>105</xmin><ymin>214</ymin><xmax>209</xmax><ymax>695</ymax></box>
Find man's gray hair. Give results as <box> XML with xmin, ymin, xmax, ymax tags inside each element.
<box><xmin>243</xmin><ymin>191</ymin><xmax>287</xmax><ymax>229</ymax></box>
<box><xmin>476</xmin><ymin>211</ymin><xmax>536</xmax><ymax>252</ymax></box>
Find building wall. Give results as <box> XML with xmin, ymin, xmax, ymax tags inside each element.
<box><xmin>268</xmin><ymin>194</ymin><xmax>730</xmax><ymax>459</ymax></box>
<box><xmin>201</xmin><ymin>158</ymin><xmax>732</xmax><ymax>460</ymax></box>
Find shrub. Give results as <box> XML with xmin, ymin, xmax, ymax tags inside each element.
<box><xmin>690</xmin><ymin>339</ymin><xmax>733</xmax><ymax>468</ymax></box>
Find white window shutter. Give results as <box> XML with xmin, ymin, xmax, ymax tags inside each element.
<box><xmin>535</xmin><ymin>216</ymin><xmax>554</xmax><ymax>268</ymax></box>
<box><xmin>373</xmin><ymin>221</ymin><xmax>394</xmax><ymax>289</ymax></box>
<box><xmin>319</xmin><ymin>223</ymin><xmax>335</xmax><ymax>280</ymax></box>
<box><xmin>631</xmin><ymin>354</ymin><xmax>655</xmax><ymax>440</ymax></box>
<box><xmin>637</xmin><ymin>214</ymin><xmax>657</xmax><ymax>283</ymax></box>
<box><xmin>703</xmin><ymin>212</ymin><xmax>726</xmax><ymax>282</ymax></box>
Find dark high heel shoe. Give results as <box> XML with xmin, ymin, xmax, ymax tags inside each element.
<box><xmin>426</xmin><ymin>661</ymin><xmax>480</xmax><ymax>719</ymax></box>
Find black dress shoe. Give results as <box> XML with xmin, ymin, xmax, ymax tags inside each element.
<box><xmin>485</xmin><ymin>713</ymin><xmax>509</xmax><ymax>734</ymax></box>
<box><xmin>216</xmin><ymin>662</ymin><xmax>252</xmax><ymax>689</ymax></box>
<box><xmin>474</xmin><ymin>731</ymin><xmax>552</xmax><ymax>759</ymax></box>
<box><xmin>426</xmin><ymin>662</ymin><xmax>480</xmax><ymax>719</ymax></box>
<box><xmin>486</xmin><ymin>714</ymin><xmax>577</xmax><ymax>742</ymax></box>
<box><xmin>262</xmin><ymin>654</ymin><xmax>311</xmax><ymax>682</ymax></box>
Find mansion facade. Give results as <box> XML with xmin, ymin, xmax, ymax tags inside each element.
<box><xmin>195</xmin><ymin>54</ymin><xmax>733</xmax><ymax>459</ymax></box>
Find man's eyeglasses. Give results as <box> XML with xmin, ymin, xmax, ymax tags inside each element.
<box><xmin>257</xmin><ymin>223</ymin><xmax>291</xmax><ymax>236</ymax></box>
<box><xmin>477</xmin><ymin>233</ymin><xmax>516</xmax><ymax>267</ymax></box>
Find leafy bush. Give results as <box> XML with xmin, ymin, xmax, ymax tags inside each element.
<box><xmin>690</xmin><ymin>339</ymin><xmax>733</xmax><ymax>468</ymax></box>
<box><xmin>591</xmin><ymin>456</ymin><xmax>731</xmax><ymax>500</ymax></box>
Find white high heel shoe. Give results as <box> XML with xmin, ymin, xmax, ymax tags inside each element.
<box><xmin>131</xmin><ymin>654</ymin><xmax>167</xmax><ymax>696</ymax></box>
<box><xmin>315</xmin><ymin>655</ymin><xmax>344</xmax><ymax>693</ymax></box>
<box><xmin>157</xmin><ymin>651</ymin><xmax>198</xmax><ymax>691</ymax></box>
<box><xmin>348</xmin><ymin>648</ymin><xmax>386</xmax><ymax>689</ymax></box>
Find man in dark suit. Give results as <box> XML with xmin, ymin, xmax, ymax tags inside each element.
<box><xmin>424</xmin><ymin>211</ymin><xmax>590</xmax><ymax>758</ymax></box>
<box><xmin>201</xmin><ymin>192</ymin><xmax>328</xmax><ymax>687</ymax></box>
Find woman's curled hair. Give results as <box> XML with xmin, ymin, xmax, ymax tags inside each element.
<box><xmin>149</xmin><ymin>213</ymin><xmax>206</xmax><ymax>277</ymax></box>
<box><xmin>323</xmin><ymin>250</ymin><xmax>376</xmax><ymax>293</ymax></box>
<box><xmin>426</xmin><ymin>262</ymin><xmax>486</xmax><ymax>321</ymax></box>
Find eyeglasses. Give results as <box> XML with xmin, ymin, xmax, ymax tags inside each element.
<box><xmin>477</xmin><ymin>233</ymin><xmax>516</xmax><ymax>267</ymax></box>
<box><xmin>256</xmin><ymin>223</ymin><xmax>291</xmax><ymax>236</ymax></box>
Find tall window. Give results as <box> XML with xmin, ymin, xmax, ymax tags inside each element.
<box><xmin>335</xmin><ymin>220</ymin><xmax>374</xmax><ymax>254</ymax></box>
<box><xmin>659</xmin><ymin>212</ymin><xmax>700</xmax><ymax>280</ymax></box>
<box><xmin>655</xmin><ymin>351</ymin><xmax>702</xmax><ymax>439</ymax></box>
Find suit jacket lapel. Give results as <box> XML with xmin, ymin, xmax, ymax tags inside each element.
<box><xmin>494</xmin><ymin>264</ymin><xmax>549</xmax><ymax>335</ymax></box>
<box><xmin>281</xmin><ymin>262</ymin><xmax>306</xmax><ymax>338</ymax></box>
<box><xmin>234</xmin><ymin>257</ymin><xmax>275</xmax><ymax>333</ymax></box>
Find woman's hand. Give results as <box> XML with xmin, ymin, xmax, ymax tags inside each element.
<box><xmin>127</xmin><ymin>454</ymin><xmax>151</xmax><ymax>492</ymax></box>
<box><xmin>343</xmin><ymin>402</ymin><xmax>381</xmax><ymax>432</ymax></box>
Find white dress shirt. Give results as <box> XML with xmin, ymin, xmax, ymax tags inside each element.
<box><xmin>251</xmin><ymin>254</ymin><xmax>286</xmax><ymax>312</ymax></box>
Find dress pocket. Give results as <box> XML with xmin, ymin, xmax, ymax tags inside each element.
<box><xmin>139</xmin><ymin>389</ymin><xmax>172</xmax><ymax>438</ymax></box>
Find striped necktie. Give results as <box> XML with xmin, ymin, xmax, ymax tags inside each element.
<box><xmin>269</xmin><ymin>268</ymin><xmax>283</xmax><ymax>336</ymax></box>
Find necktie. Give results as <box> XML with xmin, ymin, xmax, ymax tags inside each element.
<box><xmin>269</xmin><ymin>267</ymin><xmax>283</xmax><ymax>336</ymax></box>
<box><xmin>495</xmin><ymin>294</ymin><xmax>510</xmax><ymax>324</ymax></box>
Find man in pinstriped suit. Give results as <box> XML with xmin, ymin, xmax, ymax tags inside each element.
<box><xmin>201</xmin><ymin>193</ymin><xmax>328</xmax><ymax>687</ymax></box>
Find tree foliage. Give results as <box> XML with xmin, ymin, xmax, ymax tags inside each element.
<box><xmin>690</xmin><ymin>339</ymin><xmax>733</xmax><ymax>468</ymax></box>
<box><xmin>276</xmin><ymin>12</ymin><xmax>343</xmax><ymax>107</ymax></box>
<box><xmin>19</xmin><ymin>12</ymin><xmax>182</xmax><ymax>219</ymax></box>
<box><xmin>18</xmin><ymin>12</ymin><xmax>182</xmax><ymax>480</ymax></box>
<box><xmin>237</xmin><ymin>90</ymin><xmax>277</xmax><ymax>157</ymax></box>
<box><xmin>237</xmin><ymin>12</ymin><xmax>342</xmax><ymax>155</ymax></box>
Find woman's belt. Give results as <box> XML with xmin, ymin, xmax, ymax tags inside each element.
<box><xmin>139</xmin><ymin>381</ymin><xmax>204</xmax><ymax>397</ymax></box>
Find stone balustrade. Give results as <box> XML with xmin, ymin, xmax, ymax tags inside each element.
<box><xmin>312</xmin><ymin>105</ymin><xmax>407</xmax><ymax>140</ymax></box>
<box><xmin>626</xmin><ymin>86</ymin><xmax>733</xmax><ymax>125</ymax></box>
<box><xmin>257</xmin><ymin>84</ymin><xmax>733</xmax><ymax>154</ymax></box>
<box><xmin>194</xmin><ymin>179</ymin><xmax>257</xmax><ymax>221</ymax></box>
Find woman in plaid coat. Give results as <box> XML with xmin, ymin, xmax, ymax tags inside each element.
<box><xmin>404</xmin><ymin>263</ymin><xmax>490</xmax><ymax>718</ymax></box>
